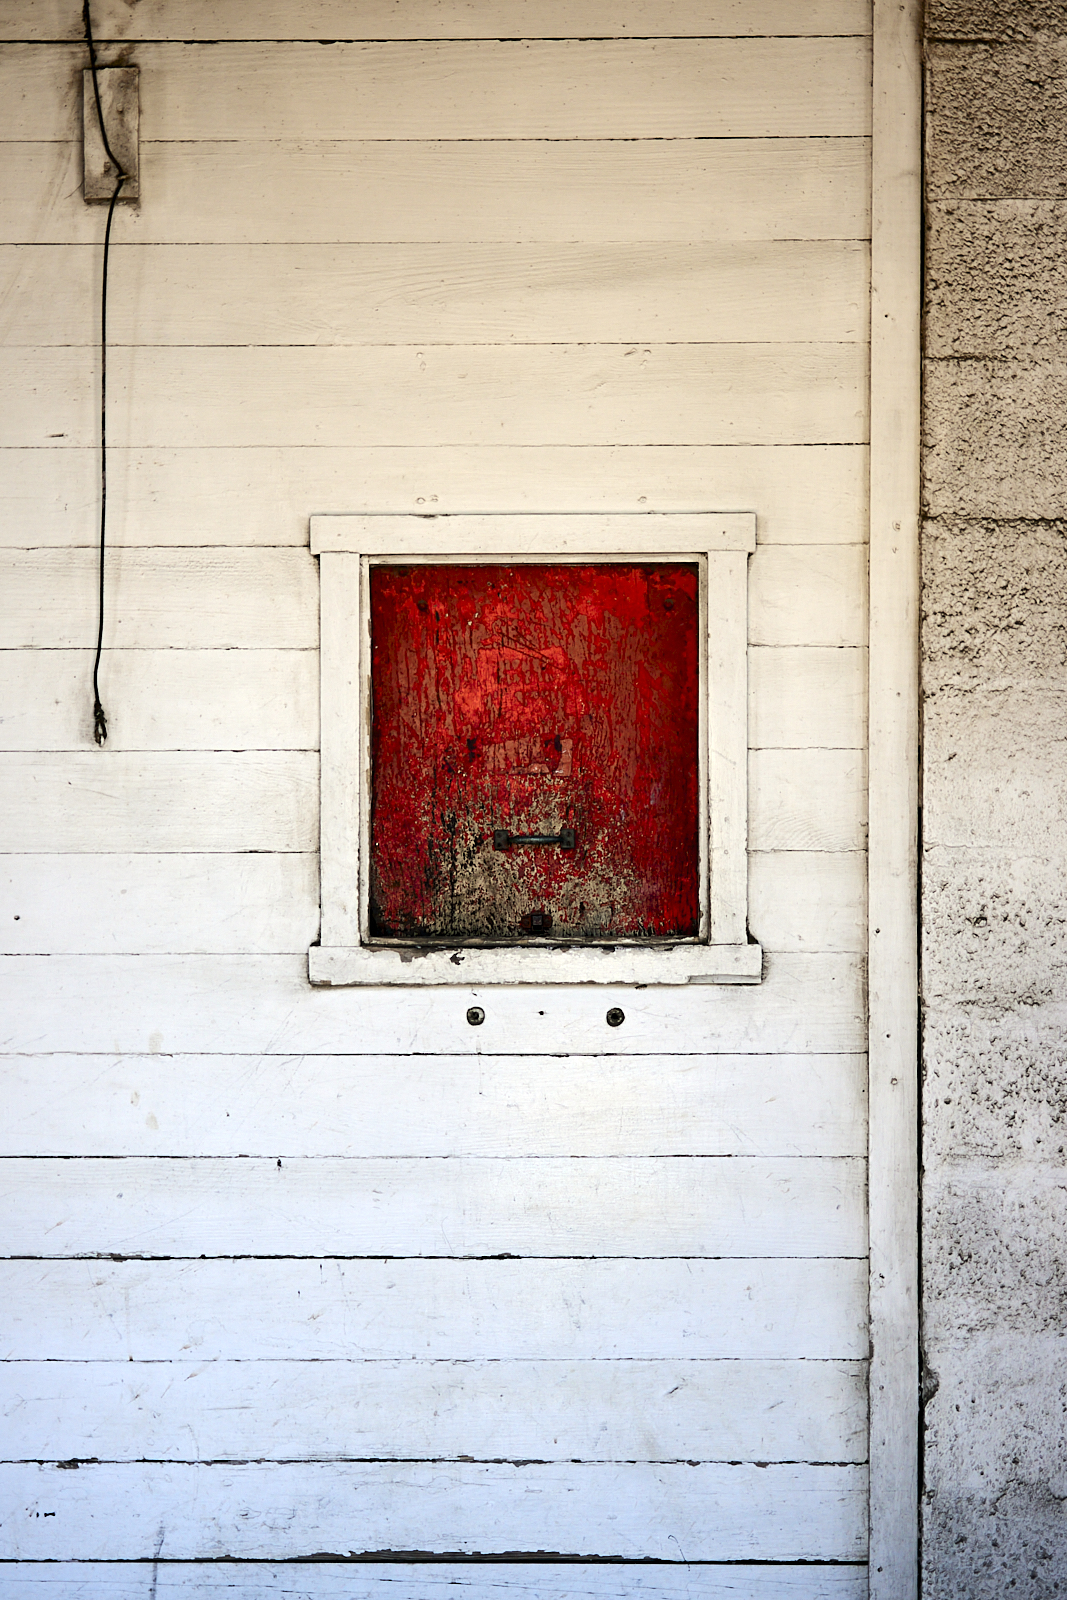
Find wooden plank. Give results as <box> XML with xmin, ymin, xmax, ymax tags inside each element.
<box><xmin>0</xmin><ymin>1562</ymin><xmax>871</xmax><ymax>1600</ymax></box>
<box><xmin>6</xmin><ymin>344</ymin><xmax>870</xmax><ymax>450</ymax></box>
<box><xmin>0</xmin><ymin>649</ymin><xmax>318</xmax><ymax>751</ymax></box>
<box><xmin>0</xmin><ymin>549</ymin><xmax>317</xmax><ymax>648</ymax></box>
<box><xmin>0</xmin><ymin>753</ymin><xmax>317</xmax><ymax>852</ymax></box>
<box><xmin>3</xmin><ymin>1257</ymin><xmax>870</xmax><ymax>1362</ymax></box>
<box><xmin>0</xmin><ymin>445</ymin><xmax>869</xmax><ymax>549</ymax></box>
<box><xmin>0</xmin><ymin>0</ymin><xmax>874</xmax><ymax>42</ymax></box>
<box><xmin>0</xmin><ymin>1156</ymin><xmax>867</xmax><ymax>1258</ymax></box>
<box><xmin>0</xmin><ymin>40</ymin><xmax>872</xmax><ymax>142</ymax></box>
<box><xmin>1</xmin><ymin>242</ymin><xmax>871</xmax><ymax>347</ymax></box>
<box><xmin>0</xmin><ymin>1459</ymin><xmax>867</xmax><ymax>1562</ymax></box>
<box><xmin>749</xmin><ymin>546</ymin><xmax>868</xmax><ymax>648</ymax></box>
<box><xmin>750</xmin><ymin>750</ymin><xmax>867</xmax><ymax>853</ymax></box>
<box><xmin>318</xmin><ymin>553</ymin><xmax>361</xmax><ymax>949</ymax></box>
<box><xmin>0</xmin><ymin>1358</ymin><xmax>867</xmax><ymax>1463</ymax></box>
<box><xmin>709</xmin><ymin>548</ymin><xmax>749</xmax><ymax>943</ymax></box>
<box><xmin>0</xmin><ymin>1053</ymin><xmax>867</xmax><ymax>1158</ymax></box>
<box><xmin>1</xmin><ymin>138</ymin><xmax>871</xmax><ymax>245</ymax></box>
<box><xmin>749</xmin><ymin>647</ymin><xmax>867</xmax><ymax>749</ymax></box>
<box><xmin>867</xmin><ymin>2</ymin><xmax>921</xmax><ymax>1595</ymax></box>
<box><xmin>0</xmin><ymin>954</ymin><xmax>868</xmax><ymax>1055</ymax></box>
<box><xmin>0</xmin><ymin>855</ymin><xmax>318</xmax><ymax>954</ymax></box>
<box><xmin>749</xmin><ymin>852</ymin><xmax>866</xmax><ymax>953</ymax></box>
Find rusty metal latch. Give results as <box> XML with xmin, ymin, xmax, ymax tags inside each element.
<box><xmin>493</xmin><ymin>827</ymin><xmax>576</xmax><ymax>852</ymax></box>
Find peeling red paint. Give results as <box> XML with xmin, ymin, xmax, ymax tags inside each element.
<box><xmin>369</xmin><ymin>563</ymin><xmax>700</xmax><ymax>940</ymax></box>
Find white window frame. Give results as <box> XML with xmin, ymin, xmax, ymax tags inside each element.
<box><xmin>309</xmin><ymin>511</ymin><xmax>759</xmax><ymax>987</ymax></box>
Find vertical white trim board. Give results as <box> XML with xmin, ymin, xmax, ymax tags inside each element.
<box><xmin>868</xmin><ymin>1</ymin><xmax>922</xmax><ymax>1596</ymax></box>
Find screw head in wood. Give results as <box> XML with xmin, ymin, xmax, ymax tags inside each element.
<box><xmin>466</xmin><ymin>1005</ymin><xmax>485</xmax><ymax>1026</ymax></box>
<box><xmin>606</xmin><ymin>1006</ymin><xmax>625</xmax><ymax>1027</ymax></box>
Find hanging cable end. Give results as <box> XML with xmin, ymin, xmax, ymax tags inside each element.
<box><xmin>93</xmin><ymin>696</ymin><xmax>108</xmax><ymax>746</ymax></box>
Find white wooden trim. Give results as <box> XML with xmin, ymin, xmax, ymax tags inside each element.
<box><xmin>868</xmin><ymin>1</ymin><xmax>921</xmax><ymax>1594</ymax></box>
<box><xmin>312</xmin><ymin>512</ymin><xmax>759</xmax><ymax>986</ymax></box>
<box><xmin>317</xmin><ymin>553</ymin><xmax>360</xmax><ymax>949</ymax></box>
<box><xmin>310</xmin><ymin>513</ymin><xmax>757</xmax><ymax>557</ymax></box>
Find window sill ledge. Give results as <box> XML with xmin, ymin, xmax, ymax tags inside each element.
<box><xmin>308</xmin><ymin>942</ymin><xmax>763</xmax><ymax>987</ymax></box>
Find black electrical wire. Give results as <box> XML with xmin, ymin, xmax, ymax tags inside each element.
<box><xmin>83</xmin><ymin>0</ymin><xmax>126</xmax><ymax>746</ymax></box>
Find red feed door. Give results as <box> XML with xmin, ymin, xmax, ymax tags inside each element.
<box><xmin>369</xmin><ymin>562</ymin><xmax>700</xmax><ymax>940</ymax></box>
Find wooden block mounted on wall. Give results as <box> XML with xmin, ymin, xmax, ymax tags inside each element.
<box><xmin>83</xmin><ymin>67</ymin><xmax>139</xmax><ymax>201</ymax></box>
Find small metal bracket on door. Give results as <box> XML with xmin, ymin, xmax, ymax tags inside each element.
<box><xmin>494</xmin><ymin>827</ymin><xmax>576</xmax><ymax>851</ymax></box>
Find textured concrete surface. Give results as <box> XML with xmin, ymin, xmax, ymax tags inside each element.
<box><xmin>928</xmin><ymin>0</ymin><xmax>1067</xmax><ymax>40</ymax></box>
<box><xmin>922</xmin><ymin>9</ymin><xmax>1067</xmax><ymax>1592</ymax></box>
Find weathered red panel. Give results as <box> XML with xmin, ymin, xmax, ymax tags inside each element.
<box><xmin>369</xmin><ymin>562</ymin><xmax>700</xmax><ymax>940</ymax></box>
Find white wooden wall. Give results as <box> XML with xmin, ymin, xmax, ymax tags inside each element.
<box><xmin>0</xmin><ymin>2</ymin><xmax>872</xmax><ymax>1594</ymax></box>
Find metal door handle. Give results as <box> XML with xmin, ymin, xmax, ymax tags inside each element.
<box><xmin>493</xmin><ymin>827</ymin><xmax>576</xmax><ymax>852</ymax></box>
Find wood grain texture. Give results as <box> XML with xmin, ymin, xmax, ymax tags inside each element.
<box><xmin>0</xmin><ymin>445</ymin><xmax>869</xmax><ymax>549</ymax></box>
<box><xmin>0</xmin><ymin>1459</ymin><xmax>867</xmax><ymax>1561</ymax></box>
<box><xmin>749</xmin><ymin>852</ymin><xmax>866</xmax><ymax>952</ymax></box>
<box><xmin>1</xmin><ymin>549</ymin><xmax>317</xmax><ymax>649</ymax></box>
<box><xmin>7</xmin><ymin>344</ymin><xmax>870</xmax><ymax>450</ymax></box>
<box><xmin>2</xmin><ymin>1257</ymin><xmax>870</xmax><ymax>1361</ymax></box>
<box><xmin>0</xmin><ymin>1156</ymin><xmax>866</xmax><ymax>1259</ymax></box>
<box><xmin>750</xmin><ymin>750</ymin><xmax>867</xmax><ymax>853</ymax></box>
<box><xmin>0</xmin><ymin>753</ymin><xmax>317</xmax><ymax>852</ymax></box>
<box><xmin>2</xmin><ymin>138</ymin><xmax>871</xmax><ymax>246</ymax></box>
<box><xmin>867</xmin><ymin>3</ymin><xmax>921</xmax><ymax>1593</ymax></box>
<box><xmin>0</xmin><ymin>1052</ymin><xmax>867</xmax><ymax>1157</ymax></box>
<box><xmin>0</xmin><ymin>650</ymin><xmax>318</xmax><ymax>751</ymax></box>
<box><xmin>0</xmin><ymin>954</ymin><xmax>867</xmax><ymax>1054</ymax></box>
<box><xmin>0</xmin><ymin>40</ymin><xmax>872</xmax><ymax>142</ymax></box>
<box><xmin>1</xmin><ymin>242</ymin><xmax>871</xmax><ymax>347</ymax></box>
<box><xmin>749</xmin><ymin>546</ymin><xmax>868</xmax><ymax>648</ymax></box>
<box><xmin>0</xmin><ymin>0</ymin><xmax>874</xmax><ymax>42</ymax></box>
<box><xmin>749</xmin><ymin>647</ymin><xmax>867</xmax><ymax>749</ymax></box>
<box><xmin>0</xmin><ymin>1563</ymin><xmax>870</xmax><ymax>1600</ymax></box>
<box><xmin>0</xmin><ymin>1358</ymin><xmax>867</xmax><ymax>1463</ymax></box>
<box><xmin>0</xmin><ymin>855</ymin><xmax>319</xmax><ymax>953</ymax></box>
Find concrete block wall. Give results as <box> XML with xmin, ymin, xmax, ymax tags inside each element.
<box><xmin>923</xmin><ymin>2</ymin><xmax>1067</xmax><ymax>1593</ymax></box>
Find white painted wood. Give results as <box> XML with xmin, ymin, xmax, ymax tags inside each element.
<box><xmin>868</xmin><ymin>1</ymin><xmax>921</xmax><ymax>1594</ymax></box>
<box><xmin>0</xmin><ymin>650</ymin><xmax>318</xmax><ymax>752</ymax></box>
<box><xmin>0</xmin><ymin>1156</ymin><xmax>866</xmax><ymax>1259</ymax></box>
<box><xmin>0</xmin><ymin>753</ymin><xmax>317</xmax><ymax>852</ymax></box>
<box><xmin>750</xmin><ymin>750</ymin><xmax>867</xmax><ymax>853</ymax></box>
<box><xmin>0</xmin><ymin>0</ymin><xmax>874</xmax><ymax>42</ymax></box>
<box><xmin>13</xmin><ymin>1260</ymin><xmax>871</xmax><ymax>1369</ymax></box>
<box><xmin>2</xmin><ymin>242</ymin><xmax>871</xmax><ymax>347</ymax></box>
<box><xmin>0</xmin><ymin>40</ymin><xmax>872</xmax><ymax>142</ymax></box>
<box><xmin>315</xmin><ymin>516</ymin><xmax>755</xmax><ymax>984</ymax></box>
<box><xmin>0</xmin><ymin>445</ymin><xmax>869</xmax><ymax>550</ymax></box>
<box><xmin>0</xmin><ymin>1053</ymin><xmax>867</xmax><ymax>1157</ymax></box>
<box><xmin>1</xmin><ymin>549</ymin><xmax>317</xmax><ymax>649</ymax></box>
<box><xmin>0</xmin><ymin>855</ymin><xmax>318</xmax><ymax>954</ymax></box>
<box><xmin>1</xmin><ymin>1358</ymin><xmax>867</xmax><ymax>1463</ymax></box>
<box><xmin>749</xmin><ymin>546</ymin><xmax>868</xmax><ymax>648</ymax></box>
<box><xmin>0</xmin><ymin>1459</ymin><xmax>867</xmax><ymax>1561</ymax></box>
<box><xmin>0</xmin><ymin>1562</ymin><xmax>870</xmax><ymax>1600</ymax></box>
<box><xmin>3</xmin><ymin>1257</ymin><xmax>870</xmax><ymax>1362</ymax></box>
<box><xmin>310</xmin><ymin>943</ymin><xmax>762</xmax><ymax>988</ymax></box>
<box><xmin>0</xmin><ymin>1563</ymin><xmax>871</xmax><ymax>1600</ymax></box>
<box><xmin>749</xmin><ymin>852</ymin><xmax>866</xmax><ymax>953</ymax></box>
<box><xmin>311</xmin><ymin>513</ymin><xmax>757</xmax><ymax>556</ymax></box>
<box><xmin>2</xmin><ymin>137</ymin><xmax>871</xmax><ymax>246</ymax></box>
<box><xmin>0</xmin><ymin>954</ymin><xmax>867</xmax><ymax>1055</ymax></box>
<box><xmin>8</xmin><ymin>345</ymin><xmax>870</xmax><ymax>451</ymax></box>
<box><xmin>709</xmin><ymin>549</ymin><xmax>749</xmax><ymax>944</ymax></box>
<box><xmin>749</xmin><ymin>648</ymin><xmax>867</xmax><ymax>750</ymax></box>
<box><xmin>317</xmin><ymin>553</ymin><xmax>360</xmax><ymax>950</ymax></box>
